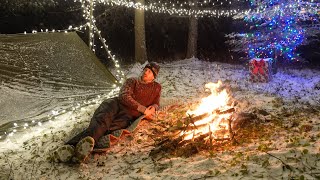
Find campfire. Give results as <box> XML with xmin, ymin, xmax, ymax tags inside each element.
<box><xmin>179</xmin><ymin>81</ymin><xmax>235</xmax><ymax>142</ymax></box>
<box><xmin>150</xmin><ymin>81</ymin><xmax>239</xmax><ymax>158</ymax></box>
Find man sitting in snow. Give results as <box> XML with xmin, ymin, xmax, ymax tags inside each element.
<box><xmin>53</xmin><ymin>62</ymin><xmax>161</xmax><ymax>163</ymax></box>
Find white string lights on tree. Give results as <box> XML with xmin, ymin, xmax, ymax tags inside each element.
<box><xmin>165</xmin><ymin>0</ymin><xmax>245</xmax><ymax>7</ymax></box>
<box><xmin>94</xmin><ymin>0</ymin><xmax>250</xmax><ymax>18</ymax></box>
<box><xmin>93</xmin><ymin>23</ymin><xmax>126</xmax><ymax>83</ymax></box>
<box><xmin>80</xmin><ymin>0</ymin><xmax>126</xmax><ymax>83</ymax></box>
<box><xmin>81</xmin><ymin>0</ymin><xmax>96</xmax><ymax>52</ymax></box>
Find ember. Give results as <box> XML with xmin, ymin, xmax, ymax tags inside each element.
<box><xmin>180</xmin><ymin>81</ymin><xmax>235</xmax><ymax>141</ymax></box>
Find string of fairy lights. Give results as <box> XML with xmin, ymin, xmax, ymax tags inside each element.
<box><xmin>136</xmin><ymin>0</ymin><xmax>248</xmax><ymax>7</ymax></box>
<box><xmin>0</xmin><ymin>24</ymin><xmax>124</xmax><ymax>141</ymax></box>
<box><xmin>242</xmin><ymin>0</ymin><xmax>319</xmax><ymax>60</ymax></box>
<box><xmin>1</xmin><ymin>0</ymin><xmax>319</xmax><ymax>141</ymax></box>
<box><xmin>97</xmin><ymin>0</ymin><xmax>249</xmax><ymax>9</ymax></box>
<box><xmin>94</xmin><ymin>0</ymin><xmax>250</xmax><ymax>18</ymax></box>
<box><xmin>0</xmin><ymin>0</ymin><xmax>125</xmax><ymax>141</ymax></box>
<box><xmin>0</xmin><ymin>88</ymin><xmax>120</xmax><ymax>141</ymax></box>
<box><xmin>249</xmin><ymin>0</ymin><xmax>320</xmax><ymax>9</ymax></box>
<box><xmin>80</xmin><ymin>0</ymin><xmax>126</xmax><ymax>83</ymax></box>
<box><xmin>23</xmin><ymin>24</ymin><xmax>86</xmax><ymax>34</ymax></box>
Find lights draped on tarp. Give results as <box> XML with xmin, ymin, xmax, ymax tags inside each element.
<box><xmin>0</xmin><ymin>32</ymin><xmax>119</xmax><ymax>140</ymax></box>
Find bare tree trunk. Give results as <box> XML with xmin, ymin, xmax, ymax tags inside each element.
<box><xmin>186</xmin><ymin>12</ymin><xmax>198</xmax><ymax>58</ymax></box>
<box><xmin>135</xmin><ymin>0</ymin><xmax>147</xmax><ymax>64</ymax></box>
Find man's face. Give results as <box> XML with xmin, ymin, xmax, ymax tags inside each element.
<box><xmin>141</xmin><ymin>68</ymin><xmax>155</xmax><ymax>83</ymax></box>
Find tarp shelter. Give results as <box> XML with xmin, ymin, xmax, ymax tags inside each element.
<box><xmin>0</xmin><ymin>32</ymin><xmax>117</xmax><ymax>133</ymax></box>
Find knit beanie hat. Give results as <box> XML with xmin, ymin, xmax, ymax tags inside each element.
<box><xmin>144</xmin><ymin>62</ymin><xmax>160</xmax><ymax>78</ymax></box>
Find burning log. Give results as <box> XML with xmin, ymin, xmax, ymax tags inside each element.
<box><xmin>184</xmin><ymin>113</ymin><xmax>209</xmax><ymax>122</ymax></box>
<box><xmin>216</xmin><ymin>107</ymin><xmax>235</xmax><ymax>114</ymax></box>
<box><xmin>180</xmin><ymin>108</ymin><xmax>235</xmax><ymax>129</ymax></box>
<box><xmin>177</xmin><ymin>107</ymin><xmax>235</xmax><ymax>132</ymax></box>
<box><xmin>180</xmin><ymin>132</ymin><xmax>211</xmax><ymax>145</ymax></box>
<box><xmin>186</xmin><ymin>107</ymin><xmax>235</xmax><ymax>118</ymax></box>
<box><xmin>178</xmin><ymin>123</ymin><xmax>207</xmax><ymax>131</ymax></box>
<box><xmin>177</xmin><ymin>107</ymin><xmax>237</xmax><ymax>139</ymax></box>
<box><xmin>172</xmin><ymin>113</ymin><xmax>209</xmax><ymax>131</ymax></box>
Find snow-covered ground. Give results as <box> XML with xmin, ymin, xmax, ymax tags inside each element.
<box><xmin>0</xmin><ymin>58</ymin><xmax>319</xmax><ymax>179</ymax></box>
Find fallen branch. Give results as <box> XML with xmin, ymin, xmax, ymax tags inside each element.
<box><xmin>30</xmin><ymin>147</ymin><xmax>40</xmax><ymax>180</ymax></box>
<box><xmin>114</xmin><ymin>147</ymin><xmax>126</xmax><ymax>154</ymax></box>
<box><xmin>228</xmin><ymin>116</ymin><xmax>239</xmax><ymax>145</ymax></box>
<box><xmin>266</xmin><ymin>152</ymin><xmax>319</xmax><ymax>178</ymax></box>
<box><xmin>3</xmin><ymin>153</ymin><xmax>14</xmax><ymax>179</ymax></box>
<box><xmin>266</xmin><ymin>152</ymin><xmax>293</xmax><ymax>171</ymax></box>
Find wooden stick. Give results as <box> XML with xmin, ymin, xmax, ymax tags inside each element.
<box><xmin>209</xmin><ymin>125</ymin><xmax>213</xmax><ymax>149</ymax></box>
<box><xmin>228</xmin><ymin>116</ymin><xmax>239</xmax><ymax>144</ymax></box>
<box><xmin>214</xmin><ymin>138</ymin><xmax>231</xmax><ymax>141</ymax></box>
<box><xmin>216</xmin><ymin>107</ymin><xmax>235</xmax><ymax>114</ymax></box>
<box><xmin>183</xmin><ymin>113</ymin><xmax>209</xmax><ymax>123</ymax></box>
<box><xmin>179</xmin><ymin>132</ymin><xmax>211</xmax><ymax>146</ymax></box>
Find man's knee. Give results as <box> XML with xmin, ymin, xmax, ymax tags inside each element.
<box><xmin>98</xmin><ymin>98</ymin><xmax>119</xmax><ymax>113</ymax></box>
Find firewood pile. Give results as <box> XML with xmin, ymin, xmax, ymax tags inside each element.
<box><xmin>149</xmin><ymin>101</ymin><xmax>239</xmax><ymax>157</ymax></box>
<box><xmin>149</xmin><ymin>82</ymin><xmax>267</xmax><ymax>159</ymax></box>
<box><xmin>148</xmin><ymin>100</ymin><xmax>267</xmax><ymax>160</ymax></box>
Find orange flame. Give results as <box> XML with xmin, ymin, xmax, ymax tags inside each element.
<box><xmin>182</xmin><ymin>81</ymin><xmax>232</xmax><ymax>140</ymax></box>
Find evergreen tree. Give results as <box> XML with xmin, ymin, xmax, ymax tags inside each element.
<box><xmin>227</xmin><ymin>0</ymin><xmax>320</xmax><ymax>62</ymax></box>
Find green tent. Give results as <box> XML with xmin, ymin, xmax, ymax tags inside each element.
<box><xmin>0</xmin><ymin>32</ymin><xmax>118</xmax><ymax>132</ymax></box>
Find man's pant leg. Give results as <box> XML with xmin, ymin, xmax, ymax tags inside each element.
<box><xmin>108</xmin><ymin>108</ymin><xmax>136</xmax><ymax>131</ymax></box>
<box><xmin>66</xmin><ymin>98</ymin><xmax>120</xmax><ymax>146</ymax></box>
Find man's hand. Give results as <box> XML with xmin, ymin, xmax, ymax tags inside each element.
<box><xmin>144</xmin><ymin>106</ymin><xmax>156</xmax><ymax>120</ymax></box>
